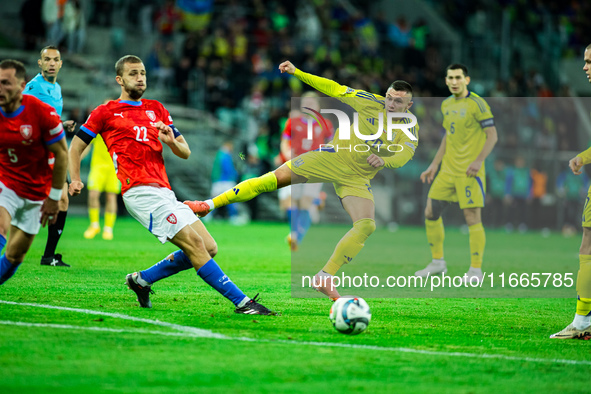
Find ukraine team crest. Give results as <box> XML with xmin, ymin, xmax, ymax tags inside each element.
<box><xmin>166</xmin><ymin>213</ymin><xmax>177</xmax><ymax>224</ymax></box>
<box><xmin>20</xmin><ymin>125</ymin><xmax>32</xmax><ymax>139</ymax></box>
<box><xmin>145</xmin><ymin>110</ymin><xmax>156</xmax><ymax>121</ymax></box>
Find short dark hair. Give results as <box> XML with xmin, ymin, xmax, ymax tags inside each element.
<box><xmin>0</xmin><ymin>59</ymin><xmax>26</xmax><ymax>80</ymax></box>
<box><xmin>388</xmin><ymin>80</ymin><xmax>413</xmax><ymax>95</ymax></box>
<box><xmin>115</xmin><ymin>55</ymin><xmax>143</xmax><ymax>76</ymax></box>
<box><xmin>446</xmin><ymin>63</ymin><xmax>469</xmax><ymax>76</ymax></box>
<box><xmin>40</xmin><ymin>45</ymin><xmax>60</xmax><ymax>58</ymax></box>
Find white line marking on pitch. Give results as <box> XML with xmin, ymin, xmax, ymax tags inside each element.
<box><xmin>2</xmin><ymin>300</ymin><xmax>589</xmax><ymax>366</ymax></box>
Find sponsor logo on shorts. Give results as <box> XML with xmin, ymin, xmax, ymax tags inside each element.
<box><xmin>166</xmin><ymin>213</ymin><xmax>177</xmax><ymax>224</ymax></box>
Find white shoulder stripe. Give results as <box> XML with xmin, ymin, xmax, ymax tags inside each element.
<box><xmin>49</xmin><ymin>123</ymin><xmax>64</xmax><ymax>136</ymax></box>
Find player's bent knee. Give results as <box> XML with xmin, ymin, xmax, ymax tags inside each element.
<box><xmin>207</xmin><ymin>242</ymin><xmax>218</xmax><ymax>258</ymax></box>
<box><xmin>354</xmin><ymin>218</ymin><xmax>376</xmax><ymax>238</ymax></box>
<box><xmin>5</xmin><ymin>250</ymin><xmax>25</xmax><ymax>264</ymax></box>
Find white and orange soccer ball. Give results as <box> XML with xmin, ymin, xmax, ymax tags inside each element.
<box><xmin>329</xmin><ymin>296</ymin><xmax>371</xmax><ymax>335</ymax></box>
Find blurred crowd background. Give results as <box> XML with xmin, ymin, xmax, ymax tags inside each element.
<box><xmin>3</xmin><ymin>0</ymin><xmax>591</xmax><ymax>234</ymax></box>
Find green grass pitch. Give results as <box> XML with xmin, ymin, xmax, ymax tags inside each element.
<box><xmin>0</xmin><ymin>216</ymin><xmax>589</xmax><ymax>393</ymax></box>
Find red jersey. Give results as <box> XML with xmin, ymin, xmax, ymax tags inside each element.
<box><xmin>0</xmin><ymin>95</ymin><xmax>64</xmax><ymax>201</ymax></box>
<box><xmin>283</xmin><ymin>116</ymin><xmax>334</xmax><ymax>158</ymax></box>
<box><xmin>80</xmin><ymin>99</ymin><xmax>175</xmax><ymax>194</ymax></box>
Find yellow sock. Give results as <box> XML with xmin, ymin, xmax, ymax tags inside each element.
<box><xmin>468</xmin><ymin>222</ymin><xmax>485</xmax><ymax>268</ymax></box>
<box><xmin>212</xmin><ymin>172</ymin><xmax>277</xmax><ymax>208</ymax></box>
<box><xmin>425</xmin><ymin>218</ymin><xmax>444</xmax><ymax>260</ymax></box>
<box><xmin>576</xmin><ymin>254</ymin><xmax>591</xmax><ymax>303</ymax></box>
<box><xmin>89</xmin><ymin>208</ymin><xmax>99</xmax><ymax>227</ymax></box>
<box><xmin>322</xmin><ymin>219</ymin><xmax>376</xmax><ymax>275</ymax></box>
<box><xmin>576</xmin><ymin>297</ymin><xmax>591</xmax><ymax>316</ymax></box>
<box><xmin>104</xmin><ymin>212</ymin><xmax>117</xmax><ymax>229</ymax></box>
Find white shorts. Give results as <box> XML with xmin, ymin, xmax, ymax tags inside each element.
<box><xmin>291</xmin><ymin>183</ymin><xmax>323</xmax><ymax>201</ymax></box>
<box><xmin>123</xmin><ymin>186</ymin><xmax>198</xmax><ymax>244</ymax></box>
<box><xmin>0</xmin><ymin>180</ymin><xmax>43</xmax><ymax>235</ymax></box>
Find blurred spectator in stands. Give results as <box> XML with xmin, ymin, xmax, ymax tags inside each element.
<box><xmin>155</xmin><ymin>0</ymin><xmax>181</xmax><ymax>41</ymax></box>
<box><xmin>43</xmin><ymin>0</ymin><xmax>63</xmax><ymax>45</ymax></box>
<box><xmin>504</xmin><ymin>156</ymin><xmax>532</xmax><ymax>233</ymax></box>
<box><xmin>63</xmin><ymin>0</ymin><xmax>86</xmax><ymax>54</ymax></box>
<box><xmin>485</xmin><ymin>158</ymin><xmax>508</xmax><ymax>228</ymax></box>
<box><xmin>530</xmin><ymin>161</ymin><xmax>548</xmax><ymax>229</ymax></box>
<box><xmin>90</xmin><ymin>0</ymin><xmax>113</xmax><ymax>27</ymax></box>
<box><xmin>388</xmin><ymin>16</ymin><xmax>412</xmax><ymax>48</ymax></box>
<box><xmin>20</xmin><ymin>0</ymin><xmax>45</xmax><ymax>51</ymax></box>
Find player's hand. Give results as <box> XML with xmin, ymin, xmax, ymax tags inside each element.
<box><xmin>69</xmin><ymin>180</ymin><xmax>84</xmax><ymax>196</ymax></box>
<box><xmin>156</xmin><ymin>121</ymin><xmax>174</xmax><ymax>144</ymax></box>
<box><xmin>367</xmin><ymin>154</ymin><xmax>385</xmax><ymax>168</ymax></box>
<box><xmin>63</xmin><ymin>120</ymin><xmax>77</xmax><ymax>133</ymax></box>
<box><xmin>40</xmin><ymin>198</ymin><xmax>59</xmax><ymax>227</ymax></box>
<box><xmin>278</xmin><ymin>61</ymin><xmax>296</xmax><ymax>75</ymax></box>
<box><xmin>420</xmin><ymin>164</ymin><xmax>438</xmax><ymax>184</ymax></box>
<box><xmin>466</xmin><ymin>160</ymin><xmax>482</xmax><ymax>177</ymax></box>
<box><xmin>569</xmin><ymin>156</ymin><xmax>584</xmax><ymax>175</ymax></box>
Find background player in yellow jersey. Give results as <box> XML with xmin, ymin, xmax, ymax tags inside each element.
<box><xmin>83</xmin><ymin>134</ymin><xmax>121</xmax><ymax>240</ymax></box>
<box><xmin>416</xmin><ymin>64</ymin><xmax>498</xmax><ymax>284</ymax></box>
<box><xmin>185</xmin><ymin>60</ymin><xmax>419</xmax><ymax>300</ymax></box>
<box><xmin>551</xmin><ymin>44</ymin><xmax>591</xmax><ymax>339</ymax></box>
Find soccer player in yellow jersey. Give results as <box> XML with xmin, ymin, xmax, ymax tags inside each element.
<box><xmin>551</xmin><ymin>44</ymin><xmax>591</xmax><ymax>339</ymax></box>
<box><xmin>416</xmin><ymin>64</ymin><xmax>498</xmax><ymax>284</ymax></box>
<box><xmin>185</xmin><ymin>60</ymin><xmax>419</xmax><ymax>300</ymax></box>
<box><xmin>83</xmin><ymin>134</ymin><xmax>121</xmax><ymax>240</ymax></box>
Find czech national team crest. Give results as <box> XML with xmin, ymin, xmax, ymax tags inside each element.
<box><xmin>20</xmin><ymin>125</ymin><xmax>33</xmax><ymax>139</ymax></box>
<box><xmin>166</xmin><ymin>213</ymin><xmax>177</xmax><ymax>224</ymax></box>
<box><xmin>145</xmin><ymin>110</ymin><xmax>156</xmax><ymax>121</ymax></box>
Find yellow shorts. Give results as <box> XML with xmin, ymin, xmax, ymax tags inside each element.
<box><xmin>286</xmin><ymin>151</ymin><xmax>374</xmax><ymax>202</ymax></box>
<box><xmin>582</xmin><ymin>188</ymin><xmax>591</xmax><ymax>227</ymax></box>
<box><xmin>87</xmin><ymin>164</ymin><xmax>121</xmax><ymax>194</ymax></box>
<box><xmin>428</xmin><ymin>172</ymin><xmax>486</xmax><ymax>209</ymax></box>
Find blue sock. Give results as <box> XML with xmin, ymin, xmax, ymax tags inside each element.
<box><xmin>297</xmin><ymin>209</ymin><xmax>311</xmax><ymax>243</ymax></box>
<box><xmin>140</xmin><ymin>250</ymin><xmax>193</xmax><ymax>284</ymax></box>
<box><xmin>0</xmin><ymin>254</ymin><xmax>20</xmax><ymax>285</ymax></box>
<box><xmin>0</xmin><ymin>234</ymin><xmax>5</xmax><ymax>254</ymax></box>
<box><xmin>197</xmin><ymin>259</ymin><xmax>246</xmax><ymax>306</ymax></box>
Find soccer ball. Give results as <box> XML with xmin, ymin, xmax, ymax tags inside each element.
<box><xmin>329</xmin><ymin>296</ymin><xmax>371</xmax><ymax>335</ymax></box>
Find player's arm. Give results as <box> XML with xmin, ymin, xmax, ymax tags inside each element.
<box><xmin>280</xmin><ymin>118</ymin><xmax>292</xmax><ymax>161</ymax></box>
<box><xmin>156</xmin><ymin>121</ymin><xmax>191</xmax><ymax>159</ymax></box>
<box><xmin>420</xmin><ymin>135</ymin><xmax>446</xmax><ymax>184</ymax></box>
<box><xmin>466</xmin><ymin>126</ymin><xmax>498</xmax><ymax>177</ymax></box>
<box><xmin>279</xmin><ymin>61</ymin><xmax>377</xmax><ymax>102</ymax></box>
<box><xmin>383</xmin><ymin>139</ymin><xmax>417</xmax><ymax>170</ymax></box>
<box><xmin>42</xmin><ymin>137</ymin><xmax>68</xmax><ymax>226</ymax></box>
<box><xmin>68</xmin><ymin>135</ymin><xmax>90</xmax><ymax>196</ymax></box>
<box><xmin>570</xmin><ymin>146</ymin><xmax>591</xmax><ymax>175</ymax></box>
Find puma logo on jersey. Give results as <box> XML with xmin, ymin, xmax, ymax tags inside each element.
<box><xmin>114</xmin><ymin>113</ymin><xmax>124</xmax><ymax>118</ymax></box>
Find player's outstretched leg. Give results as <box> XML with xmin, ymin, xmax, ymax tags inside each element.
<box><xmin>41</xmin><ymin>210</ymin><xmax>70</xmax><ymax>267</ymax></box>
<box><xmin>184</xmin><ymin>172</ymin><xmax>278</xmax><ymax>217</ymax></box>
<box><xmin>0</xmin><ymin>254</ymin><xmax>20</xmax><ymax>285</ymax></box>
<box><xmin>416</xmin><ymin>201</ymin><xmax>448</xmax><ymax>278</ymax></box>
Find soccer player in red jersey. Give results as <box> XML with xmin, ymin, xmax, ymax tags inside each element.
<box><xmin>0</xmin><ymin>60</ymin><xmax>68</xmax><ymax>284</ymax></box>
<box><xmin>278</xmin><ymin>92</ymin><xmax>333</xmax><ymax>251</ymax></box>
<box><xmin>68</xmin><ymin>55</ymin><xmax>276</xmax><ymax>314</ymax></box>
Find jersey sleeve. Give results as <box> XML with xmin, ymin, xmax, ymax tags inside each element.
<box><xmin>471</xmin><ymin>96</ymin><xmax>495</xmax><ymax>128</ymax></box>
<box><xmin>382</xmin><ymin>125</ymin><xmax>419</xmax><ymax>169</ymax></box>
<box><xmin>282</xmin><ymin>118</ymin><xmax>292</xmax><ymax>140</ymax></box>
<box><xmin>80</xmin><ymin>106</ymin><xmax>105</xmax><ymax>141</ymax></box>
<box><xmin>293</xmin><ymin>68</ymin><xmax>385</xmax><ymax>113</ymax></box>
<box><xmin>158</xmin><ymin>102</ymin><xmax>181</xmax><ymax>137</ymax></box>
<box><xmin>577</xmin><ymin>146</ymin><xmax>591</xmax><ymax>165</ymax></box>
<box><xmin>40</xmin><ymin>103</ymin><xmax>64</xmax><ymax>145</ymax></box>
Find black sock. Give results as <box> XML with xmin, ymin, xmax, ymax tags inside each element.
<box><xmin>43</xmin><ymin>210</ymin><xmax>68</xmax><ymax>258</ymax></box>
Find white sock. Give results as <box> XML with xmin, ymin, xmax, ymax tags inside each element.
<box><xmin>237</xmin><ymin>296</ymin><xmax>251</xmax><ymax>308</ymax></box>
<box><xmin>433</xmin><ymin>258</ymin><xmax>445</xmax><ymax>264</ymax></box>
<box><xmin>135</xmin><ymin>272</ymin><xmax>151</xmax><ymax>287</ymax></box>
<box><xmin>206</xmin><ymin>199</ymin><xmax>214</xmax><ymax>210</ymax></box>
<box><xmin>573</xmin><ymin>313</ymin><xmax>591</xmax><ymax>330</ymax></box>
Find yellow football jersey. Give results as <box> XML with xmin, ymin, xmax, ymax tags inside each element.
<box><xmin>90</xmin><ymin>134</ymin><xmax>114</xmax><ymax>168</ymax></box>
<box><xmin>294</xmin><ymin>69</ymin><xmax>419</xmax><ymax>179</ymax></box>
<box><xmin>440</xmin><ymin>91</ymin><xmax>494</xmax><ymax>177</ymax></box>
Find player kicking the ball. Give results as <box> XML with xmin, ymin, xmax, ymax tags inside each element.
<box><xmin>69</xmin><ymin>55</ymin><xmax>276</xmax><ymax>315</ymax></box>
<box><xmin>185</xmin><ymin>60</ymin><xmax>419</xmax><ymax>300</ymax></box>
